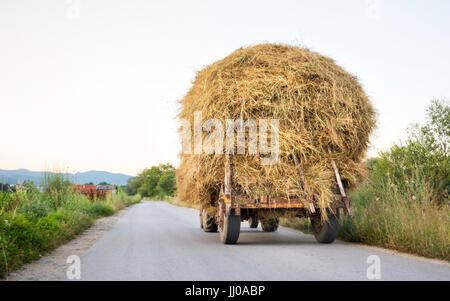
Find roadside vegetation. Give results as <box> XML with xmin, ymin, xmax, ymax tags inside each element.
<box><xmin>125</xmin><ymin>163</ymin><xmax>176</xmax><ymax>200</ymax></box>
<box><xmin>281</xmin><ymin>99</ymin><xmax>449</xmax><ymax>260</ymax></box>
<box><xmin>0</xmin><ymin>173</ymin><xmax>141</xmax><ymax>278</ymax></box>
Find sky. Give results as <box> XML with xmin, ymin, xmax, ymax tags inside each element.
<box><xmin>0</xmin><ymin>0</ymin><xmax>449</xmax><ymax>176</ymax></box>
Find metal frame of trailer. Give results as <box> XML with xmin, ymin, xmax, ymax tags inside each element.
<box><xmin>200</xmin><ymin>154</ymin><xmax>352</xmax><ymax>244</ymax></box>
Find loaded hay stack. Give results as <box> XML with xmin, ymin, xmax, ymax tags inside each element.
<box><xmin>176</xmin><ymin>44</ymin><xmax>376</xmax><ymax>218</ymax></box>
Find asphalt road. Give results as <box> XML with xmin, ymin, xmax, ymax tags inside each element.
<box><xmin>79</xmin><ymin>201</ymin><xmax>450</xmax><ymax>281</ymax></box>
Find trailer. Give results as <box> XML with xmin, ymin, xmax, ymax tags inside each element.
<box><xmin>199</xmin><ymin>155</ymin><xmax>352</xmax><ymax>244</ymax></box>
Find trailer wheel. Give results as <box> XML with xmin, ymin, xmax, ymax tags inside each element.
<box><xmin>201</xmin><ymin>208</ymin><xmax>218</xmax><ymax>232</ymax></box>
<box><xmin>248</xmin><ymin>217</ymin><xmax>259</xmax><ymax>228</ymax></box>
<box><xmin>310</xmin><ymin>209</ymin><xmax>339</xmax><ymax>243</ymax></box>
<box><xmin>220</xmin><ymin>212</ymin><xmax>241</xmax><ymax>244</ymax></box>
<box><xmin>261</xmin><ymin>218</ymin><xmax>279</xmax><ymax>232</ymax></box>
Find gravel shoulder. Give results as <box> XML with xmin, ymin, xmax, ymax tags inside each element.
<box><xmin>3</xmin><ymin>205</ymin><xmax>134</xmax><ymax>281</ymax></box>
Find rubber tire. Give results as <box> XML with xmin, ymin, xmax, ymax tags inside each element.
<box><xmin>202</xmin><ymin>209</ymin><xmax>218</xmax><ymax>232</ymax></box>
<box><xmin>261</xmin><ymin>218</ymin><xmax>279</xmax><ymax>232</ymax></box>
<box><xmin>311</xmin><ymin>209</ymin><xmax>340</xmax><ymax>243</ymax></box>
<box><xmin>220</xmin><ymin>213</ymin><xmax>241</xmax><ymax>244</ymax></box>
<box><xmin>248</xmin><ymin>217</ymin><xmax>259</xmax><ymax>228</ymax></box>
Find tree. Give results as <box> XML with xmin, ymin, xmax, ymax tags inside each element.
<box><xmin>126</xmin><ymin>177</ymin><xmax>142</xmax><ymax>195</ymax></box>
<box><xmin>124</xmin><ymin>163</ymin><xmax>176</xmax><ymax>198</ymax></box>
<box><xmin>373</xmin><ymin>99</ymin><xmax>450</xmax><ymax>205</ymax></box>
<box><xmin>422</xmin><ymin>99</ymin><xmax>449</xmax><ymax>155</ymax></box>
<box><xmin>157</xmin><ymin>169</ymin><xmax>175</xmax><ymax>197</ymax></box>
<box><xmin>138</xmin><ymin>167</ymin><xmax>163</xmax><ymax>197</ymax></box>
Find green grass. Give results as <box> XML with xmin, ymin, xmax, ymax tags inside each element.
<box><xmin>0</xmin><ymin>188</ymin><xmax>141</xmax><ymax>278</ymax></box>
<box><xmin>280</xmin><ymin>186</ymin><xmax>449</xmax><ymax>260</ymax></box>
<box><xmin>337</xmin><ymin>180</ymin><xmax>449</xmax><ymax>260</ymax></box>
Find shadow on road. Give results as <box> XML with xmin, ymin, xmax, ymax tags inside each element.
<box><xmin>232</xmin><ymin>228</ymin><xmax>320</xmax><ymax>246</ymax></box>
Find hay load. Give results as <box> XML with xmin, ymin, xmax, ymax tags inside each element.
<box><xmin>176</xmin><ymin>44</ymin><xmax>375</xmax><ymax>214</ymax></box>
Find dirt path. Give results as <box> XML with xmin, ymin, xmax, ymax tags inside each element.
<box><xmin>3</xmin><ymin>206</ymin><xmax>132</xmax><ymax>281</ymax></box>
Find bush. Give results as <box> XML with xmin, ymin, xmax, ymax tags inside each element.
<box><xmin>17</xmin><ymin>192</ymin><xmax>53</xmax><ymax>218</ymax></box>
<box><xmin>0</xmin><ymin>213</ymin><xmax>57</xmax><ymax>275</ymax></box>
<box><xmin>0</xmin><ymin>192</ymin><xmax>17</xmax><ymax>214</ymax></box>
<box><xmin>83</xmin><ymin>202</ymin><xmax>115</xmax><ymax>217</ymax></box>
<box><xmin>157</xmin><ymin>170</ymin><xmax>175</xmax><ymax>198</ymax></box>
<box><xmin>127</xmin><ymin>163</ymin><xmax>175</xmax><ymax>198</ymax></box>
<box><xmin>105</xmin><ymin>191</ymin><xmax>141</xmax><ymax>210</ymax></box>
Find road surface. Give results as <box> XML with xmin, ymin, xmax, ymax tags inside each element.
<box><xmin>79</xmin><ymin>201</ymin><xmax>450</xmax><ymax>281</ymax></box>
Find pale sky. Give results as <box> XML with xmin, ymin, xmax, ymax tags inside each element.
<box><xmin>1</xmin><ymin>0</ymin><xmax>449</xmax><ymax>176</ymax></box>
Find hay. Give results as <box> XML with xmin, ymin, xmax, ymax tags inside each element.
<box><xmin>176</xmin><ymin>44</ymin><xmax>376</xmax><ymax>213</ymax></box>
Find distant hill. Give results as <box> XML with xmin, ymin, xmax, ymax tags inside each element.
<box><xmin>0</xmin><ymin>169</ymin><xmax>133</xmax><ymax>186</ymax></box>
